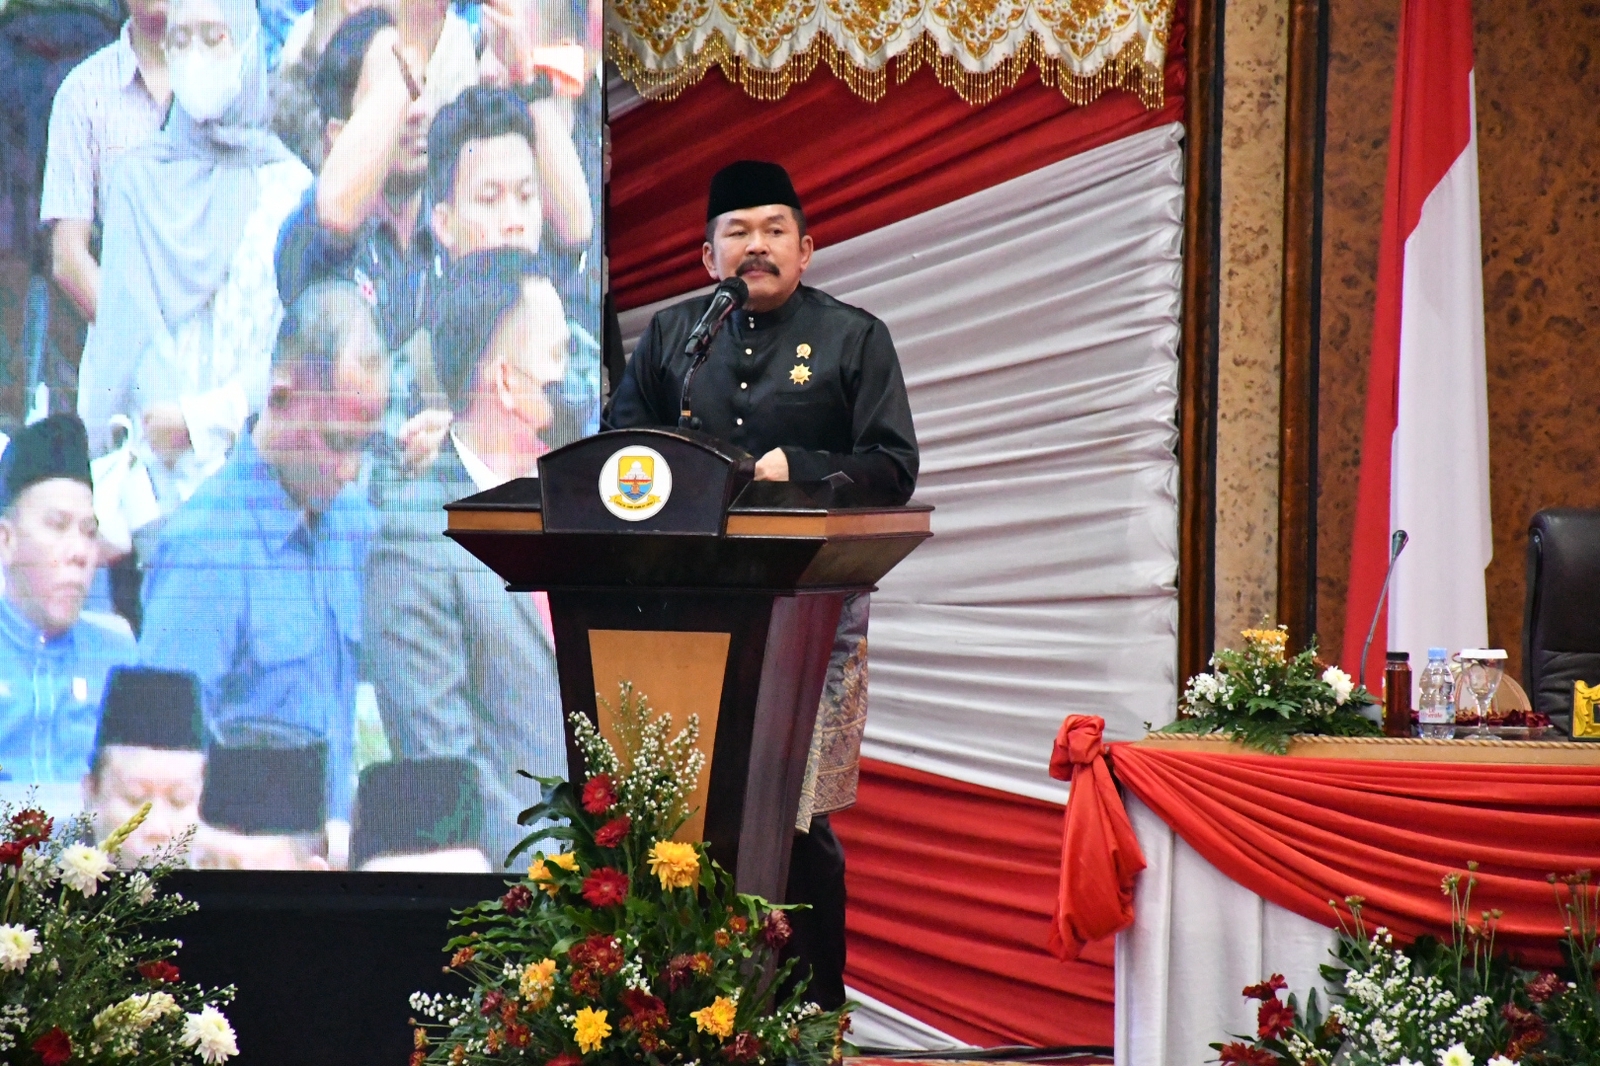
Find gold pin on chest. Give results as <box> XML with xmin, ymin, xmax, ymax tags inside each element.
<box><xmin>789</xmin><ymin>364</ymin><xmax>812</xmax><ymax>385</ymax></box>
<box><xmin>796</xmin><ymin>343</ymin><xmax>812</xmax><ymax>359</ymax></box>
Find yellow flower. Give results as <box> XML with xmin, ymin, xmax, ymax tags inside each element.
<box><xmin>648</xmin><ymin>840</ymin><xmax>700</xmax><ymax>890</ymax></box>
<box><xmin>573</xmin><ymin>1007</ymin><xmax>611</xmax><ymax>1053</ymax></box>
<box><xmin>690</xmin><ymin>996</ymin><xmax>736</xmax><ymax>1039</ymax></box>
<box><xmin>1241</xmin><ymin>626</ymin><xmax>1289</xmax><ymax>661</ymax></box>
<box><xmin>519</xmin><ymin>958</ymin><xmax>557</xmax><ymax>1007</ymax></box>
<box><xmin>529</xmin><ymin>852</ymin><xmax>580</xmax><ymax>897</ymax></box>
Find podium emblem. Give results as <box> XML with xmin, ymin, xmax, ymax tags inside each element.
<box><xmin>598</xmin><ymin>445</ymin><xmax>673</xmax><ymax>521</ymax></box>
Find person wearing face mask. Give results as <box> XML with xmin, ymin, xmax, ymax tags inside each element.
<box><xmin>78</xmin><ymin>0</ymin><xmax>312</xmax><ymax>544</ymax></box>
<box><xmin>363</xmin><ymin>249</ymin><xmax>567</xmax><ymax>871</ymax></box>
<box><xmin>138</xmin><ymin>281</ymin><xmax>390</xmax><ymax>834</ymax></box>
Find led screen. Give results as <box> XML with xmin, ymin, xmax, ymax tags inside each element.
<box><xmin>0</xmin><ymin>0</ymin><xmax>603</xmax><ymax>871</ymax></box>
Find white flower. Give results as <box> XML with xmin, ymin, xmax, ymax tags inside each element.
<box><xmin>181</xmin><ymin>1005</ymin><xmax>238</xmax><ymax>1064</ymax></box>
<box><xmin>1322</xmin><ymin>665</ymin><xmax>1355</xmax><ymax>705</ymax></box>
<box><xmin>0</xmin><ymin>925</ymin><xmax>40</xmax><ymax>973</ymax></box>
<box><xmin>129</xmin><ymin>871</ymin><xmax>156</xmax><ymax>905</ymax></box>
<box><xmin>1486</xmin><ymin>1057</ymin><xmax>1514</xmax><ymax>1066</ymax></box>
<box><xmin>1439</xmin><ymin>1044</ymin><xmax>1473</xmax><ymax>1066</ymax></box>
<box><xmin>57</xmin><ymin>843</ymin><xmax>113</xmax><ymax>896</ymax></box>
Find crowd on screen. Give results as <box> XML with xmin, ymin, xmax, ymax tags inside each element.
<box><xmin>0</xmin><ymin>0</ymin><xmax>604</xmax><ymax>870</ymax></box>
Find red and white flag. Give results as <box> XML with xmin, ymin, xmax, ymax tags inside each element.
<box><xmin>1342</xmin><ymin>0</ymin><xmax>1491</xmax><ymax>686</ymax></box>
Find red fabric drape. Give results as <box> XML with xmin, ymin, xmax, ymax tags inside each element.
<box><xmin>1091</xmin><ymin>742</ymin><xmax>1600</xmax><ymax>965</ymax></box>
<box><xmin>610</xmin><ymin>26</ymin><xmax>1186</xmax><ymax>311</ymax></box>
<box><xmin>833</xmin><ymin>758</ymin><xmax>1114</xmax><ymax>1048</ymax></box>
<box><xmin>1047</xmin><ymin>716</ymin><xmax>1146</xmax><ymax>960</ymax></box>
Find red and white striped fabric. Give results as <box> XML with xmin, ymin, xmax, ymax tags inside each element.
<box><xmin>611</xmin><ymin>54</ymin><xmax>1187</xmax><ymax>1049</ymax></box>
<box><xmin>1342</xmin><ymin>0</ymin><xmax>1491</xmax><ymax>686</ymax></box>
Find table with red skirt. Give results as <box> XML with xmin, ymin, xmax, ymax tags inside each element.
<box><xmin>1048</xmin><ymin>719</ymin><xmax>1600</xmax><ymax>1066</ymax></box>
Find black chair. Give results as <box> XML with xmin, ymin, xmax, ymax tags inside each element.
<box><xmin>1523</xmin><ymin>508</ymin><xmax>1600</xmax><ymax>733</ymax></box>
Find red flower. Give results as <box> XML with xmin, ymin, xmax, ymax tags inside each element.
<box><xmin>622</xmin><ymin>988</ymin><xmax>667</xmax><ymax>1023</ymax></box>
<box><xmin>0</xmin><ymin>841</ymin><xmax>24</xmax><ymax>867</ymax></box>
<box><xmin>1502</xmin><ymin>1002</ymin><xmax>1545</xmax><ymax>1043</ymax></box>
<box><xmin>763</xmin><ymin>909</ymin><xmax>792</xmax><ymax>950</ymax></box>
<box><xmin>690</xmin><ymin>952</ymin><xmax>713</xmax><ymax>977</ymax></box>
<box><xmin>594</xmin><ymin>814</ymin><xmax>632</xmax><ymax>848</ymax></box>
<box><xmin>506</xmin><ymin>1023</ymin><xmax>530</xmax><ymax>1049</ymax></box>
<box><xmin>410</xmin><ymin>1052</ymin><xmax>427</xmax><ymax>1066</ymax></box>
<box><xmin>481</xmin><ymin>990</ymin><xmax>506</xmax><ymax>1016</ymax></box>
<box><xmin>728</xmin><ymin>1032</ymin><xmax>764</xmax><ymax>1063</ymax></box>
<box><xmin>581</xmin><ymin>867</ymin><xmax>629</xmax><ymax>907</ymax></box>
<box><xmin>10</xmin><ymin>808</ymin><xmax>51</xmax><ymax>844</ymax></box>
<box><xmin>570</xmin><ymin>934</ymin><xmax>623</xmax><ymax>975</ymax></box>
<box><xmin>1256</xmin><ymin>998</ymin><xmax>1296</xmax><ymax>1040</ymax></box>
<box><xmin>33</xmin><ymin>1028</ymin><xmax>71</xmax><ymax>1066</ymax></box>
<box><xmin>501</xmin><ymin>884</ymin><xmax>534</xmax><ymax>915</ymax></box>
<box><xmin>665</xmin><ymin>953</ymin><xmax>695</xmax><ymax>991</ymax></box>
<box><xmin>568</xmin><ymin>967</ymin><xmax>601</xmax><ymax>997</ymax></box>
<box><xmin>1525</xmin><ymin>971</ymin><xmax>1564</xmax><ymax>1003</ymax></box>
<box><xmin>728</xmin><ymin>915</ymin><xmax>749</xmax><ymax>934</ymax></box>
<box><xmin>582</xmin><ymin>775</ymin><xmax>618</xmax><ymax>814</ymax></box>
<box><xmin>1242</xmin><ymin>974</ymin><xmax>1288</xmax><ymax>1001</ymax></box>
<box><xmin>138</xmin><ymin>960</ymin><xmax>181</xmax><ymax>984</ymax></box>
<box><xmin>1217</xmin><ymin>1043</ymin><xmax>1279</xmax><ymax>1066</ymax></box>
<box><xmin>546</xmin><ymin>1055</ymin><xmax>582</xmax><ymax>1066</ymax></box>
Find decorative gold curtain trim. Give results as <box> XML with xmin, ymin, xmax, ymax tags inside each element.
<box><xmin>608</xmin><ymin>28</ymin><xmax>1165</xmax><ymax>109</ymax></box>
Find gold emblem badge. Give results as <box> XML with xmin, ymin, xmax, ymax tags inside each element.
<box><xmin>796</xmin><ymin>343</ymin><xmax>812</xmax><ymax>359</ymax></box>
<box><xmin>789</xmin><ymin>364</ymin><xmax>812</xmax><ymax>385</ymax></box>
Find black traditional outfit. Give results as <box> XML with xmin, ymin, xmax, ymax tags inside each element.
<box><xmin>605</xmin><ymin>161</ymin><xmax>919</xmax><ymax>1010</ymax></box>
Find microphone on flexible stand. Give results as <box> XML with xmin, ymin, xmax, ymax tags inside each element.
<box><xmin>678</xmin><ymin>277</ymin><xmax>749</xmax><ymax>431</ymax></box>
<box><xmin>1358</xmin><ymin>529</ymin><xmax>1409</xmax><ymax>690</ymax></box>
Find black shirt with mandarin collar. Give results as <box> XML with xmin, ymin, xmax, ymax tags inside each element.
<box><xmin>605</xmin><ymin>284</ymin><xmax>919</xmax><ymax>503</ymax></box>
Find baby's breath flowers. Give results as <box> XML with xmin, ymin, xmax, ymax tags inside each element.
<box><xmin>411</xmin><ymin>681</ymin><xmax>848</xmax><ymax>1065</ymax></box>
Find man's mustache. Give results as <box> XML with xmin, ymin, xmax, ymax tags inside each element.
<box><xmin>737</xmin><ymin>258</ymin><xmax>780</xmax><ymax>276</ymax></box>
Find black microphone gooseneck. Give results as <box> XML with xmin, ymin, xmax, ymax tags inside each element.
<box><xmin>1358</xmin><ymin>529</ymin><xmax>1410</xmax><ymax>690</ymax></box>
<box><xmin>678</xmin><ymin>277</ymin><xmax>749</xmax><ymax>431</ymax></box>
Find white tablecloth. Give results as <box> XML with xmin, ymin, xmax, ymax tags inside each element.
<box><xmin>1114</xmin><ymin>793</ymin><xmax>1338</xmax><ymax>1066</ymax></box>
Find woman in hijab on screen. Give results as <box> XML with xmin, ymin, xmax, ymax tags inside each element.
<box><xmin>80</xmin><ymin>0</ymin><xmax>312</xmax><ymax>530</ymax></box>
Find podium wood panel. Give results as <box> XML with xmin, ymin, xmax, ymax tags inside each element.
<box><xmin>587</xmin><ymin>629</ymin><xmax>730</xmax><ymax>844</ymax></box>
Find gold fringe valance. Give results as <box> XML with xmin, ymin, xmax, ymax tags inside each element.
<box><xmin>607</xmin><ymin>0</ymin><xmax>1174</xmax><ymax>110</ymax></box>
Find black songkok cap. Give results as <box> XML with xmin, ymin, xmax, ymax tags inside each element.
<box><xmin>706</xmin><ymin>160</ymin><xmax>802</xmax><ymax>221</ymax></box>
<box><xmin>426</xmin><ymin>246</ymin><xmax>548</xmax><ymax>411</ymax></box>
<box><xmin>200</xmin><ymin>720</ymin><xmax>328</xmax><ymax>835</ymax></box>
<box><xmin>95</xmin><ymin>667</ymin><xmax>204</xmax><ymax>753</ymax></box>
<box><xmin>0</xmin><ymin>414</ymin><xmax>91</xmax><ymax>510</ymax></box>
<box><xmin>350</xmin><ymin>758</ymin><xmax>484</xmax><ymax>869</ymax></box>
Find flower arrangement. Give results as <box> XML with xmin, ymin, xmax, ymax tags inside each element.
<box><xmin>0</xmin><ymin>799</ymin><xmax>238</xmax><ymax>1065</ymax></box>
<box><xmin>409</xmin><ymin>682</ymin><xmax>850</xmax><ymax>1065</ymax></box>
<box><xmin>1158</xmin><ymin>625</ymin><xmax>1383</xmax><ymax>753</ymax></box>
<box><xmin>1211</xmin><ymin>866</ymin><xmax>1600</xmax><ymax>1066</ymax></box>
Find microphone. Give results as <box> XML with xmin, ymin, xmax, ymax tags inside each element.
<box><xmin>683</xmin><ymin>277</ymin><xmax>749</xmax><ymax>355</ymax></box>
<box><xmin>678</xmin><ymin>277</ymin><xmax>749</xmax><ymax>430</ymax></box>
<box><xmin>1358</xmin><ymin>529</ymin><xmax>1409</xmax><ymax>690</ymax></box>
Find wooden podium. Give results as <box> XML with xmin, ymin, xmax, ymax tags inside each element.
<box><xmin>443</xmin><ymin>428</ymin><xmax>931</xmax><ymax>900</ymax></box>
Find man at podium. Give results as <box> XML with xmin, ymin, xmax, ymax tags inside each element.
<box><xmin>605</xmin><ymin>160</ymin><xmax>918</xmax><ymax>1009</ymax></box>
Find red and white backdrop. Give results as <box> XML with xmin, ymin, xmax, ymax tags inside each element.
<box><xmin>608</xmin><ymin>6</ymin><xmax>1187</xmax><ymax>1045</ymax></box>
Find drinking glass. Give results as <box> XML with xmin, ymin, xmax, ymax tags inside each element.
<box><xmin>1455</xmin><ymin>650</ymin><xmax>1507</xmax><ymax>736</ymax></box>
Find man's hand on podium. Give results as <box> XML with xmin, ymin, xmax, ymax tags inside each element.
<box><xmin>754</xmin><ymin>447</ymin><xmax>789</xmax><ymax>482</ymax></box>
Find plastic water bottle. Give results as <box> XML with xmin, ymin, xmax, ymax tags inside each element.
<box><xmin>1417</xmin><ymin>647</ymin><xmax>1456</xmax><ymax>739</ymax></box>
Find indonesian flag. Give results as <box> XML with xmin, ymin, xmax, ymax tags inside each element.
<box><xmin>1341</xmin><ymin>0</ymin><xmax>1491</xmax><ymax>687</ymax></box>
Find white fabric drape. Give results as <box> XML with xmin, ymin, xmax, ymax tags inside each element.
<box><xmin>1116</xmin><ymin>793</ymin><xmax>1338</xmax><ymax>1066</ymax></box>
<box><xmin>620</xmin><ymin>123</ymin><xmax>1184</xmax><ymax>802</ymax></box>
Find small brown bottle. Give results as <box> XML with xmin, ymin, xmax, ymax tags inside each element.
<box><xmin>1383</xmin><ymin>651</ymin><xmax>1412</xmax><ymax>737</ymax></box>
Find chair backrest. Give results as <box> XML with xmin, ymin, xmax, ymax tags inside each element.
<box><xmin>1523</xmin><ymin>508</ymin><xmax>1600</xmax><ymax>728</ymax></box>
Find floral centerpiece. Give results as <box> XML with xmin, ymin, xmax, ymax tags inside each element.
<box><xmin>1211</xmin><ymin>866</ymin><xmax>1600</xmax><ymax>1066</ymax></box>
<box><xmin>409</xmin><ymin>682</ymin><xmax>850</xmax><ymax>1065</ymax></box>
<box><xmin>0</xmin><ymin>800</ymin><xmax>238</xmax><ymax>1065</ymax></box>
<box><xmin>1157</xmin><ymin>625</ymin><xmax>1383</xmax><ymax>753</ymax></box>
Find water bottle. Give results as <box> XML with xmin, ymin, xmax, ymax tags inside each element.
<box><xmin>1417</xmin><ymin>647</ymin><xmax>1456</xmax><ymax>739</ymax></box>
